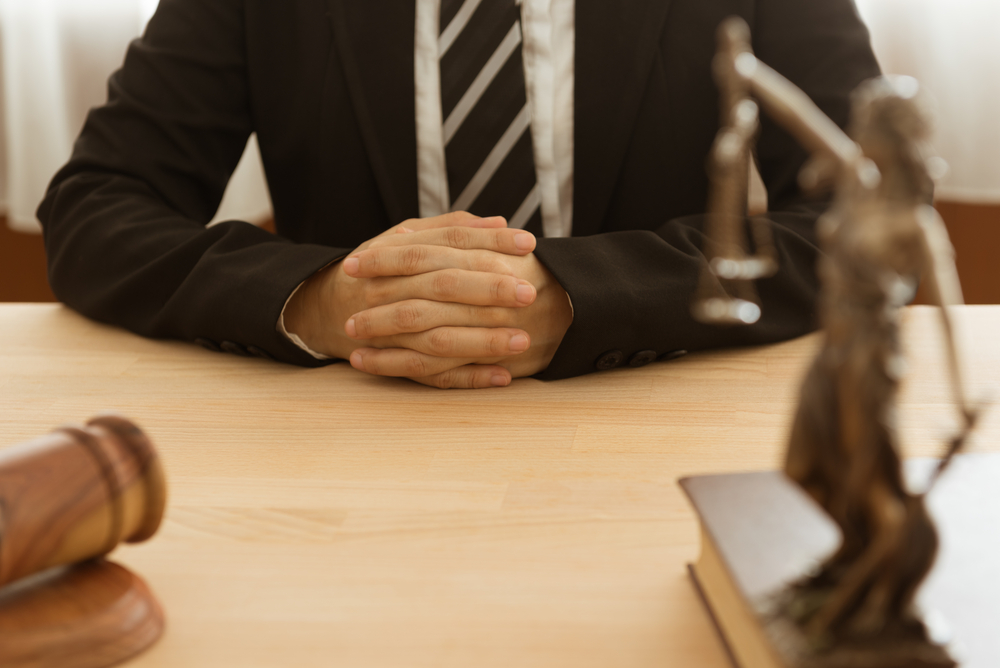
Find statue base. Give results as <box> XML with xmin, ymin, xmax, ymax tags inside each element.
<box><xmin>759</xmin><ymin>594</ymin><xmax>956</xmax><ymax>668</ymax></box>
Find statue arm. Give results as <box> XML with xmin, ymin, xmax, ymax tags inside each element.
<box><xmin>745</xmin><ymin>58</ymin><xmax>860</xmax><ymax>169</ymax></box>
<box><xmin>916</xmin><ymin>205</ymin><xmax>974</xmax><ymax>424</ymax></box>
<box><xmin>716</xmin><ymin>18</ymin><xmax>861</xmax><ymax>174</ymax></box>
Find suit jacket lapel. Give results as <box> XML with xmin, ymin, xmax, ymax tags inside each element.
<box><xmin>327</xmin><ymin>0</ymin><xmax>420</xmax><ymax>225</ymax></box>
<box><xmin>574</xmin><ymin>0</ymin><xmax>673</xmax><ymax>237</ymax></box>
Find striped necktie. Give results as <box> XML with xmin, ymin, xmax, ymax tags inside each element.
<box><xmin>439</xmin><ymin>0</ymin><xmax>542</xmax><ymax>232</ymax></box>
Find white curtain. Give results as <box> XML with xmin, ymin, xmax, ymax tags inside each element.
<box><xmin>0</xmin><ymin>0</ymin><xmax>271</xmax><ymax>233</ymax></box>
<box><xmin>1</xmin><ymin>1</ymin><xmax>997</xmax><ymax>234</ymax></box>
<box><xmin>855</xmin><ymin>0</ymin><xmax>1000</xmax><ymax>204</ymax></box>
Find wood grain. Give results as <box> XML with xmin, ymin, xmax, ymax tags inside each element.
<box><xmin>0</xmin><ymin>303</ymin><xmax>996</xmax><ymax>668</ymax></box>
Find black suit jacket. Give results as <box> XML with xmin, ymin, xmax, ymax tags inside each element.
<box><xmin>38</xmin><ymin>0</ymin><xmax>879</xmax><ymax>379</ymax></box>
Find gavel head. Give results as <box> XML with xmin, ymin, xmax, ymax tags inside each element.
<box><xmin>0</xmin><ymin>415</ymin><xmax>166</xmax><ymax>588</ymax></box>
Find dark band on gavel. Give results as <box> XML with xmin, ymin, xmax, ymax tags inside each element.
<box><xmin>0</xmin><ymin>415</ymin><xmax>166</xmax><ymax>587</ymax></box>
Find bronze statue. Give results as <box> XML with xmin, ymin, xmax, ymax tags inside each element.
<box><xmin>694</xmin><ymin>18</ymin><xmax>981</xmax><ymax>667</ymax></box>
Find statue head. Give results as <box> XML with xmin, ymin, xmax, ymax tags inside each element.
<box><xmin>849</xmin><ymin>76</ymin><xmax>941</xmax><ymax>204</ymax></box>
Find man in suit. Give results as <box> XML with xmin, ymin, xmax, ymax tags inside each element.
<box><xmin>38</xmin><ymin>0</ymin><xmax>880</xmax><ymax>388</ymax></box>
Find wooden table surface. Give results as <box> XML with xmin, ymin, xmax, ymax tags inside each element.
<box><xmin>2</xmin><ymin>303</ymin><xmax>998</xmax><ymax>668</ymax></box>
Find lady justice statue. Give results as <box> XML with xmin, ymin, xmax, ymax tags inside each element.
<box><xmin>693</xmin><ymin>18</ymin><xmax>982</xmax><ymax>668</ymax></box>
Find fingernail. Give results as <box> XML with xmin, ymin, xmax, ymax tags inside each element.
<box><xmin>349</xmin><ymin>351</ymin><xmax>364</xmax><ymax>369</ymax></box>
<box><xmin>514</xmin><ymin>232</ymin><xmax>534</xmax><ymax>251</ymax></box>
<box><xmin>490</xmin><ymin>374</ymin><xmax>510</xmax><ymax>387</ymax></box>
<box><xmin>509</xmin><ymin>334</ymin><xmax>529</xmax><ymax>352</ymax></box>
<box><xmin>515</xmin><ymin>283</ymin><xmax>535</xmax><ymax>304</ymax></box>
<box><xmin>345</xmin><ymin>318</ymin><xmax>357</xmax><ymax>338</ymax></box>
<box><xmin>343</xmin><ymin>257</ymin><xmax>359</xmax><ymax>275</ymax></box>
<box><xmin>398</xmin><ymin>226</ymin><xmax>414</xmax><ymax>234</ymax></box>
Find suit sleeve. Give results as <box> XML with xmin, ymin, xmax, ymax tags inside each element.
<box><xmin>37</xmin><ymin>0</ymin><xmax>343</xmax><ymax>366</ymax></box>
<box><xmin>532</xmin><ymin>0</ymin><xmax>880</xmax><ymax>380</ymax></box>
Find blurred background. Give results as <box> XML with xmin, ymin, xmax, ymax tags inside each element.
<box><xmin>1</xmin><ymin>0</ymin><xmax>997</xmax><ymax>303</ymax></box>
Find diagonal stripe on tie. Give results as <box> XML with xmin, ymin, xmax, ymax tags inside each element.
<box><xmin>439</xmin><ymin>0</ymin><xmax>484</xmax><ymax>57</ymax></box>
<box><xmin>451</xmin><ymin>104</ymin><xmax>530</xmax><ymax>212</ymax></box>
<box><xmin>439</xmin><ymin>0</ymin><xmax>516</xmax><ymax>118</ymax></box>
<box><xmin>443</xmin><ymin>20</ymin><xmax>521</xmax><ymax>144</ymax></box>
<box><xmin>509</xmin><ymin>184</ymin><xmax>541</xmax><ymax>230</ymax></box>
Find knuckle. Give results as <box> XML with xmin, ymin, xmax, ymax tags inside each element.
<box><xmin>400</xmin><ymin>246</ymin><xmax>425</xmax><ymax>274</ymax></box>
<box><xmin>427</xmin><ymin>328</ymin><xmax>455</xmax><ymax>354</ymax></box>
<box><xmin>393</xmin><ymin>303</ymin><xmax>422</xmax><ymax>331</ymax></box>
<box><xmin>431</xmin><ymin>270</ymin><xmax>460</xmax><ymax>299</ymax></box>
<box><xmin>365</xmin><ymin>354</ymin><xmax>383</xmax><ymax>376</ymax></box>
<box><xmin>491</xmin><ymin>275</ymin><xmax>510</xmax><ymax>302</ymax></box>
<box><xmin>468</xmin><ymin>368</ymin><xmax>493</xmax><ymax>389</ymax></box>
<box><xmin>430</xmin><ymin>371</ymin><xmax>454</xmax><ymax>389</ymax></box>
<box><xmin>353</xmin><ymin>312</ymin><xmax>373</xmax><ymax>338</ymax></box>
<box><xmin>444</xmin><ymin>226</ymin><xmax>472</xmax><ymax>248</ymax></box>
<box><xmin>404</xmin><ymin>355</ymin><xmax>429</xmax><ymax>378</ymax></box>
<box><xmin>363</xmin><ymin>250</ymin><xmax>382</xmax><ymax>275</ymax></box>
<box><xmin>487</xmin><ymin>332</ymin><xmax>504</xmax><ymax>356</ymax></box>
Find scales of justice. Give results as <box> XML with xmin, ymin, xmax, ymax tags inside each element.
<box><xmin>690</xmin><ymin>17</ymin><xmax>985</xmax><ymax>668</ymax></box>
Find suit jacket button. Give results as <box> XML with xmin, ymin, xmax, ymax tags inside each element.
<box><xmin>595</xmin><ymin>350</ymin><xmax>624</xmax><ymax>370</ymax></box>
<box><xmin>220</xmin><ymin>341</ymin><xmax>251</xmax><ymax>356</ymax></box>
<box><xmin>661</xmin><ymin>349</ymin><xmax>688</xmax><ymax>361</ymax></box>
<box><xmin>194</xmin><ymin>337</ymin><xmax>221</xmax><ymax>353</ymax></box>
<box><xmin>247</xmin><ymin>345</ymin><xmax>275</xmax><ymax>361</ymax></box>
<box><xmin>629</xmin><ymin>350</ymin><xmax>658</xmax><ymax>367</ymax></box>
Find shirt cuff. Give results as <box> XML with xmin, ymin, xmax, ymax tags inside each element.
<box><xmin>275</xmin><ymin>258</ymin><xmax>345</xmax><ymax>360</ymax></box>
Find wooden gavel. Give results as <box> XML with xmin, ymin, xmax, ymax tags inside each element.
<box><xmin>0</xmin><ymin>415</ymin><xmax>167</xmax><ymax>588</ymax></box>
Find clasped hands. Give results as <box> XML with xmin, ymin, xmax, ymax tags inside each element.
<box><xmin>283</xmin><ymin>212</ymin><xmax>573</xmax><ymax>388</ymax></box>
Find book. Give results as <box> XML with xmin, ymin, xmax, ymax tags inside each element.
<box><xmin>680</xmin><ymin>453</ymin><xmax>1000</xmax><ymax>668</ymax></box>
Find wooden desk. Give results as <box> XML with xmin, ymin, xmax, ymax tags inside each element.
<box><xmin>2</xmin><ymin>304</ymin><xmax>998</xmax><ymax>668</ymax></box>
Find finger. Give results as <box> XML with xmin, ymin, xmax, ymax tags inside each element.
<box><xmin>364</xmin><ymin>226</ymin><xmax>535</xmax><ymax>255</ymax></box>
<box><xmin>344</xmin><ymin>245</ymin><xmax>519</xmax><ymax>278</ymax></box>
<box><xmin>347</xmin><ymin>301</ymin><xmax>515</xmax><ymax>339</ymax></box>
<box><xmin>394</xmin><ymin>212</ymin><xmax>507</xmax><ymax>233</ymax></box>
<box><xmin>349</xmin><ymin>347</ymin><xmax>486</xmax><ymax>378</ymax></box>
<box><xmin>409</xmin><ymin>365</ymin><xmax>512</xmax><ymax>389</ymax></box>
<box><xmin>354</xmin><ymin>214</ymin><xmax>506</xmax><ymax>255</ymax></box>
<box><xmin>359</xmin><ymin>270</ymin><xmax>537</xmax><ymax>308</ymax></box>
<box><xmin>375</xmin><ymin>327</ymin><xmax>530</xmax><ymax>358</ymax></box>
